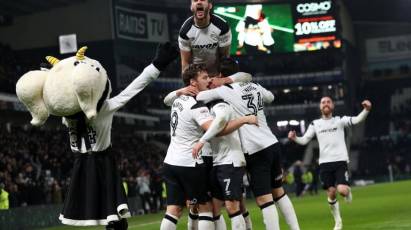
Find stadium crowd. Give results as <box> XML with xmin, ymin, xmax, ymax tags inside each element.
<box><xmin>0</xmin><ymin>123</ymin><xmax>167</xmax><ymax>212</ymax></box>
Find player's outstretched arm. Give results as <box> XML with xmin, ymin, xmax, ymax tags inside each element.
<box><xmin>197</xmin><ymin>88</ymin><xmax>222</xmax><ymax>104</ymax></box>
<box><xmin>104</xmin><ymin>42</ymin><xmax>178</xmax><ymax>112</ymax></box>
<box><xmin>163</xmin><ymin>86</ymin><xmax>199</xmax><ymax>106</ymax></box>
<box><xmin>351</xmin><ymin>100</ymin><xmax>372</xmax><ymax>125</ymax></box>
<box><xmin>288</xmin><ymin>124</ymin><xmax>315</xmax><ymax>145</ymax></box>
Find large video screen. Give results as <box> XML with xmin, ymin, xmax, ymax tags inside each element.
<box><xmin>213</xmin><ymin>0</ymin><xmax>340</xmax><ymax>55</ymax></box>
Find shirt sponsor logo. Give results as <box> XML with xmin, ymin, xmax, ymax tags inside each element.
<box><xmin>319</xmin><ymin>127</ymin><xmax>337</xmax><ymax>134</ymax></box>
<box><xmin>192</xmin><ymin>42</ymin><xmax>219</xmax><ymax>49</ymax></box>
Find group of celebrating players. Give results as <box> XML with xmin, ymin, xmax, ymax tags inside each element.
<box><xmin>56</xmin><ymin>0</ymin><xmax>372</xmax><ymax>230</ymax></box>
<box><xmin>160</xmin><ymin>1</ymin><xmax>299</xmax><ymax>229</ymax></box>
<box><xmin>159</xmin><ymin>1</ymin><xmax>372</xmax><ymax>230</ymax></box>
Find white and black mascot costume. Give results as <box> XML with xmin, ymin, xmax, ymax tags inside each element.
<box><xmin>16</xmin><ymin>42</ymin><xmax>178</xmax><ymax>230</ymax></box>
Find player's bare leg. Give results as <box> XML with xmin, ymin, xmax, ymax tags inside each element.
<box><xmin>327</xmin><ymin>187</ymin><xmax>342</xmax><ymax>230</ymax></box>
<box><xmin>225</xmin><ymin>199</ymin><xmax>246</xmax><ymax>230</ymax></box>
<box><xmin>272</xmin><ymin>187</ymin><xmax>300</xmax><ymax>230</ymax></box>
<box><xmin>198</xmin><ymin>201</ymin><xmax>215</xmax><ymax>230</ymax></box>
<box><xmin>187</xmin><ymin>201</ymin><xmax>199</xmax><ymax>230</ymax></box>
<box><xmin>240</xmin><ymin>196</ymin><xmax>252</xmax><ymax>230</ymax></box>
<box><xmin>337</xmin><ymin>184</ymin><xmax>352</xmax><ymax>203</ymax></box>
<box><xmin>255</xmin><ymin>194</ymin><xmax>280</xmax><ymax>230</ymax></box>
<box><xmin>213</xmin><ymin>198</ymin><xmax>227</xmax><ymax>230</ymax></box>
<box><xmin>160</xmin><ymin>205</ymin><xmax>183</xmax><ymax>230</ymax></box>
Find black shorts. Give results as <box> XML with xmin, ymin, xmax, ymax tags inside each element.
<box><xmin>203</xmin><ymin>156</ymin><xmax>213</xmax><ymax>191</ymax></box>
<box><xmin>319</xmin><ymin>161</ymin><xmax>350</xmax><ymax>189</ymax></box>
<box><xmin>245</xmin><ymin>143</ymin><xmax>283</xmax><ymax>197</ymax></box>
<box><xmin>210</xmin><ymin>164</ymin><xmax>245</xmax><ymax>201</ymax></box>
<box><xmin>162</xmin><ymin>163</ymin><xmax>210</xmax><ymax>206</ymax></box>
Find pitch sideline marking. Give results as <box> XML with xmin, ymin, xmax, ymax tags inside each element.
<box><xmin>129</xmin><ymin>220</ymin><xmax>161</xmax><ymax>229</ymax></box>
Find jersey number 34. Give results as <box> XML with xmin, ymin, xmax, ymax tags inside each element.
<box><xmin>242</xmin><ymin>92</ymin><xmax>263</xmax><ymax>116</ymax></box>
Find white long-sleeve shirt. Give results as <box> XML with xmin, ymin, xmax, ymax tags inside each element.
<box><xmin>64</xmin><ymin>64</ymin><xmax>160</xmax><ymax>153</ymax></box>
<box><xmin>197</xmin><ymin>82</ymin><xmax>277</xmax><ymax>154</ymax></box>
<box><xmin>295</xmin><ymin>109</ymin><xmax>369</xmax><ymax>164</ymax></box>
<box><xmin>164</xmin><ymin>96</ymin><xmax>213</xmax><ymax>167</ymax></box>
<box><xmin>162</xmin><ymin>72</ymin><xmax>252</xmax><ymax>157</ymax></box>
<box><xmin>203</xmin><ymin>101</ymin><xmax>246</xmax><ymax>167</ymax></box>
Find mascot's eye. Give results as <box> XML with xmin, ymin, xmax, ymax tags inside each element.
<box><xmin>74</xmin><ymin>61</ymin><xmax>79</xmax><ymax>66</ymax></box>
<box><xmin>96</xmin><ymin>67</ymin><xmax>100</xmax><ymax>72</ymax></box>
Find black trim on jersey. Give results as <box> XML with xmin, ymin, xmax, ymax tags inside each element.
<box><xmin>206</xmin><ymin>99</ymin><xmax>228</xmax><ymax>109</ymax></box>
<box><xmin>164</xmin><ymin>214</ymin><xmax>178</xmax><ymax>224</ymax></box>
<box><xmin>211</xmin><ymin>14</ymin><xmax>230</xmax><ymax>35</ymax></box>
<box><xmin>223</xmin><ymin>84</ymin><xmax>233</xmax><ymax>89</ymax></box>
<box><xmin>179</xmin><ymin>16</ymin><xmax>194</xmax><ymax>40</ymax></box>
<box><xmin>191</xmin><ymin>101</ymin><xmax>207</xmax><ymax>109</ymax></box>
<box><xmin>213</xmin><ymin>215</ymin><xmax>221</xmax><ymax>221</ymax></box>
<box><xmin>243</xmin><ymin>211</ymin><xmax>250</xmax><ymax>217</ymax></box>
<box><xmin>97</xmin><ymin>79</ymin><xmax>110</xmax><ymax>112</ymax></box>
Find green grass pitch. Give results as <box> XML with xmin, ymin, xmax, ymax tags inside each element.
<box><xmin>44</xmin><ymin>180</ymin><xmax>411</xmax><ymax>230</ymax></box>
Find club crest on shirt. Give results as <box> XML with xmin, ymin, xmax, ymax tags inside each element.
<box><xmin>210</xmin><ymin>32</ymin><xmax>218</xmax><ymax>40</ymax></box>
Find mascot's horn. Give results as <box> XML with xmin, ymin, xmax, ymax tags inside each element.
<box><xmin>45</xmin><ymin>56</ymin><xmax>60</xmax><ymax>66</ymax></box>
<box><xmin>76</xmin><ymin>46</ymin><xmax>88</xmax><ymax>60</ymax></box>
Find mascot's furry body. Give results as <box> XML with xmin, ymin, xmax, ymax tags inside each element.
<box><xmin>16</xmin><ymin>47</ymin><xmax>108</xmax><ymax>126</ymax></box>
<box><xmin>14</xmin><ymin>43</ymin><xmax>177</xmax><ymax>229</ymax></box>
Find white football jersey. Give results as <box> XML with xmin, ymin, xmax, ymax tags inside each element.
<box><xmin>63</xmin><ymin>64</ymin><xmax>160</xmax><ymax>153</ymax></box>
<box><xmin>197</xmin><ymin>82</ymin><xmax>278</xmax><ymax>154</ymax></box>
<box><xmin>201</xmin><ymin>142</ymin><xmax>213</xmax><ymax>157</ymax></box>
<box><xmin>164</xmin><ymin>96</ymin><xmax>213</xmax><ymax>167</ymax></box>
<box><xmin>178</xmin><ymin>14</ymin><xmax>232</xmax><ymax>74</ymax></box>
<box><xmin>302</xmin><ymin>116</ymin><xmax>353</xmax><ymax>164</ymax></box>
<box><xmin>208</xmin><ymin>101</ymin><xmax>246</xmax><ymax>167</ymax></box>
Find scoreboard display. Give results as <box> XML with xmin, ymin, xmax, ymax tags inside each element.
<box><xmin>293</xmin><ymin>0</ymin><xmax>341</xmax><ymax>52</ymax></box>
<box><xmin>213</xmin><ymin>0</ymin><xmax>341</xmax><ymax>55</ymax></box>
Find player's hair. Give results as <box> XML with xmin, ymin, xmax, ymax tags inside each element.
<box><xmin>191</xmin><ymin>0</ymin><xmax>212</xmax><ymax>3</ymax></box>
<box><xmin>182</xmin><ymin>64</ymin><xmax>208</xmax><ymax>86</ymax></box>
<box><xmin>321</xmin><ymin>95</ymin><xmax>334</xmax><ymax>102</ymax></box>
<box><xmin>219</xmin><ymin>57</ymin><xmax>239</xmax><ymax>77</ymax></box>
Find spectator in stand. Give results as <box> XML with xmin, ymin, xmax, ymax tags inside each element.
<box><xmin>293</xmin><ymin>161</ymin><xmax>304</xmax><ymax>197</ymax></box>
<box><xmin>137</xmin><ymin>170</ymin><xmax>152</xmax><ymax>214</ymax></box>
<box><xmin>0</xmin><ymin>183</ymin><xmax>9</xmax><ymax>210</ymax></box>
